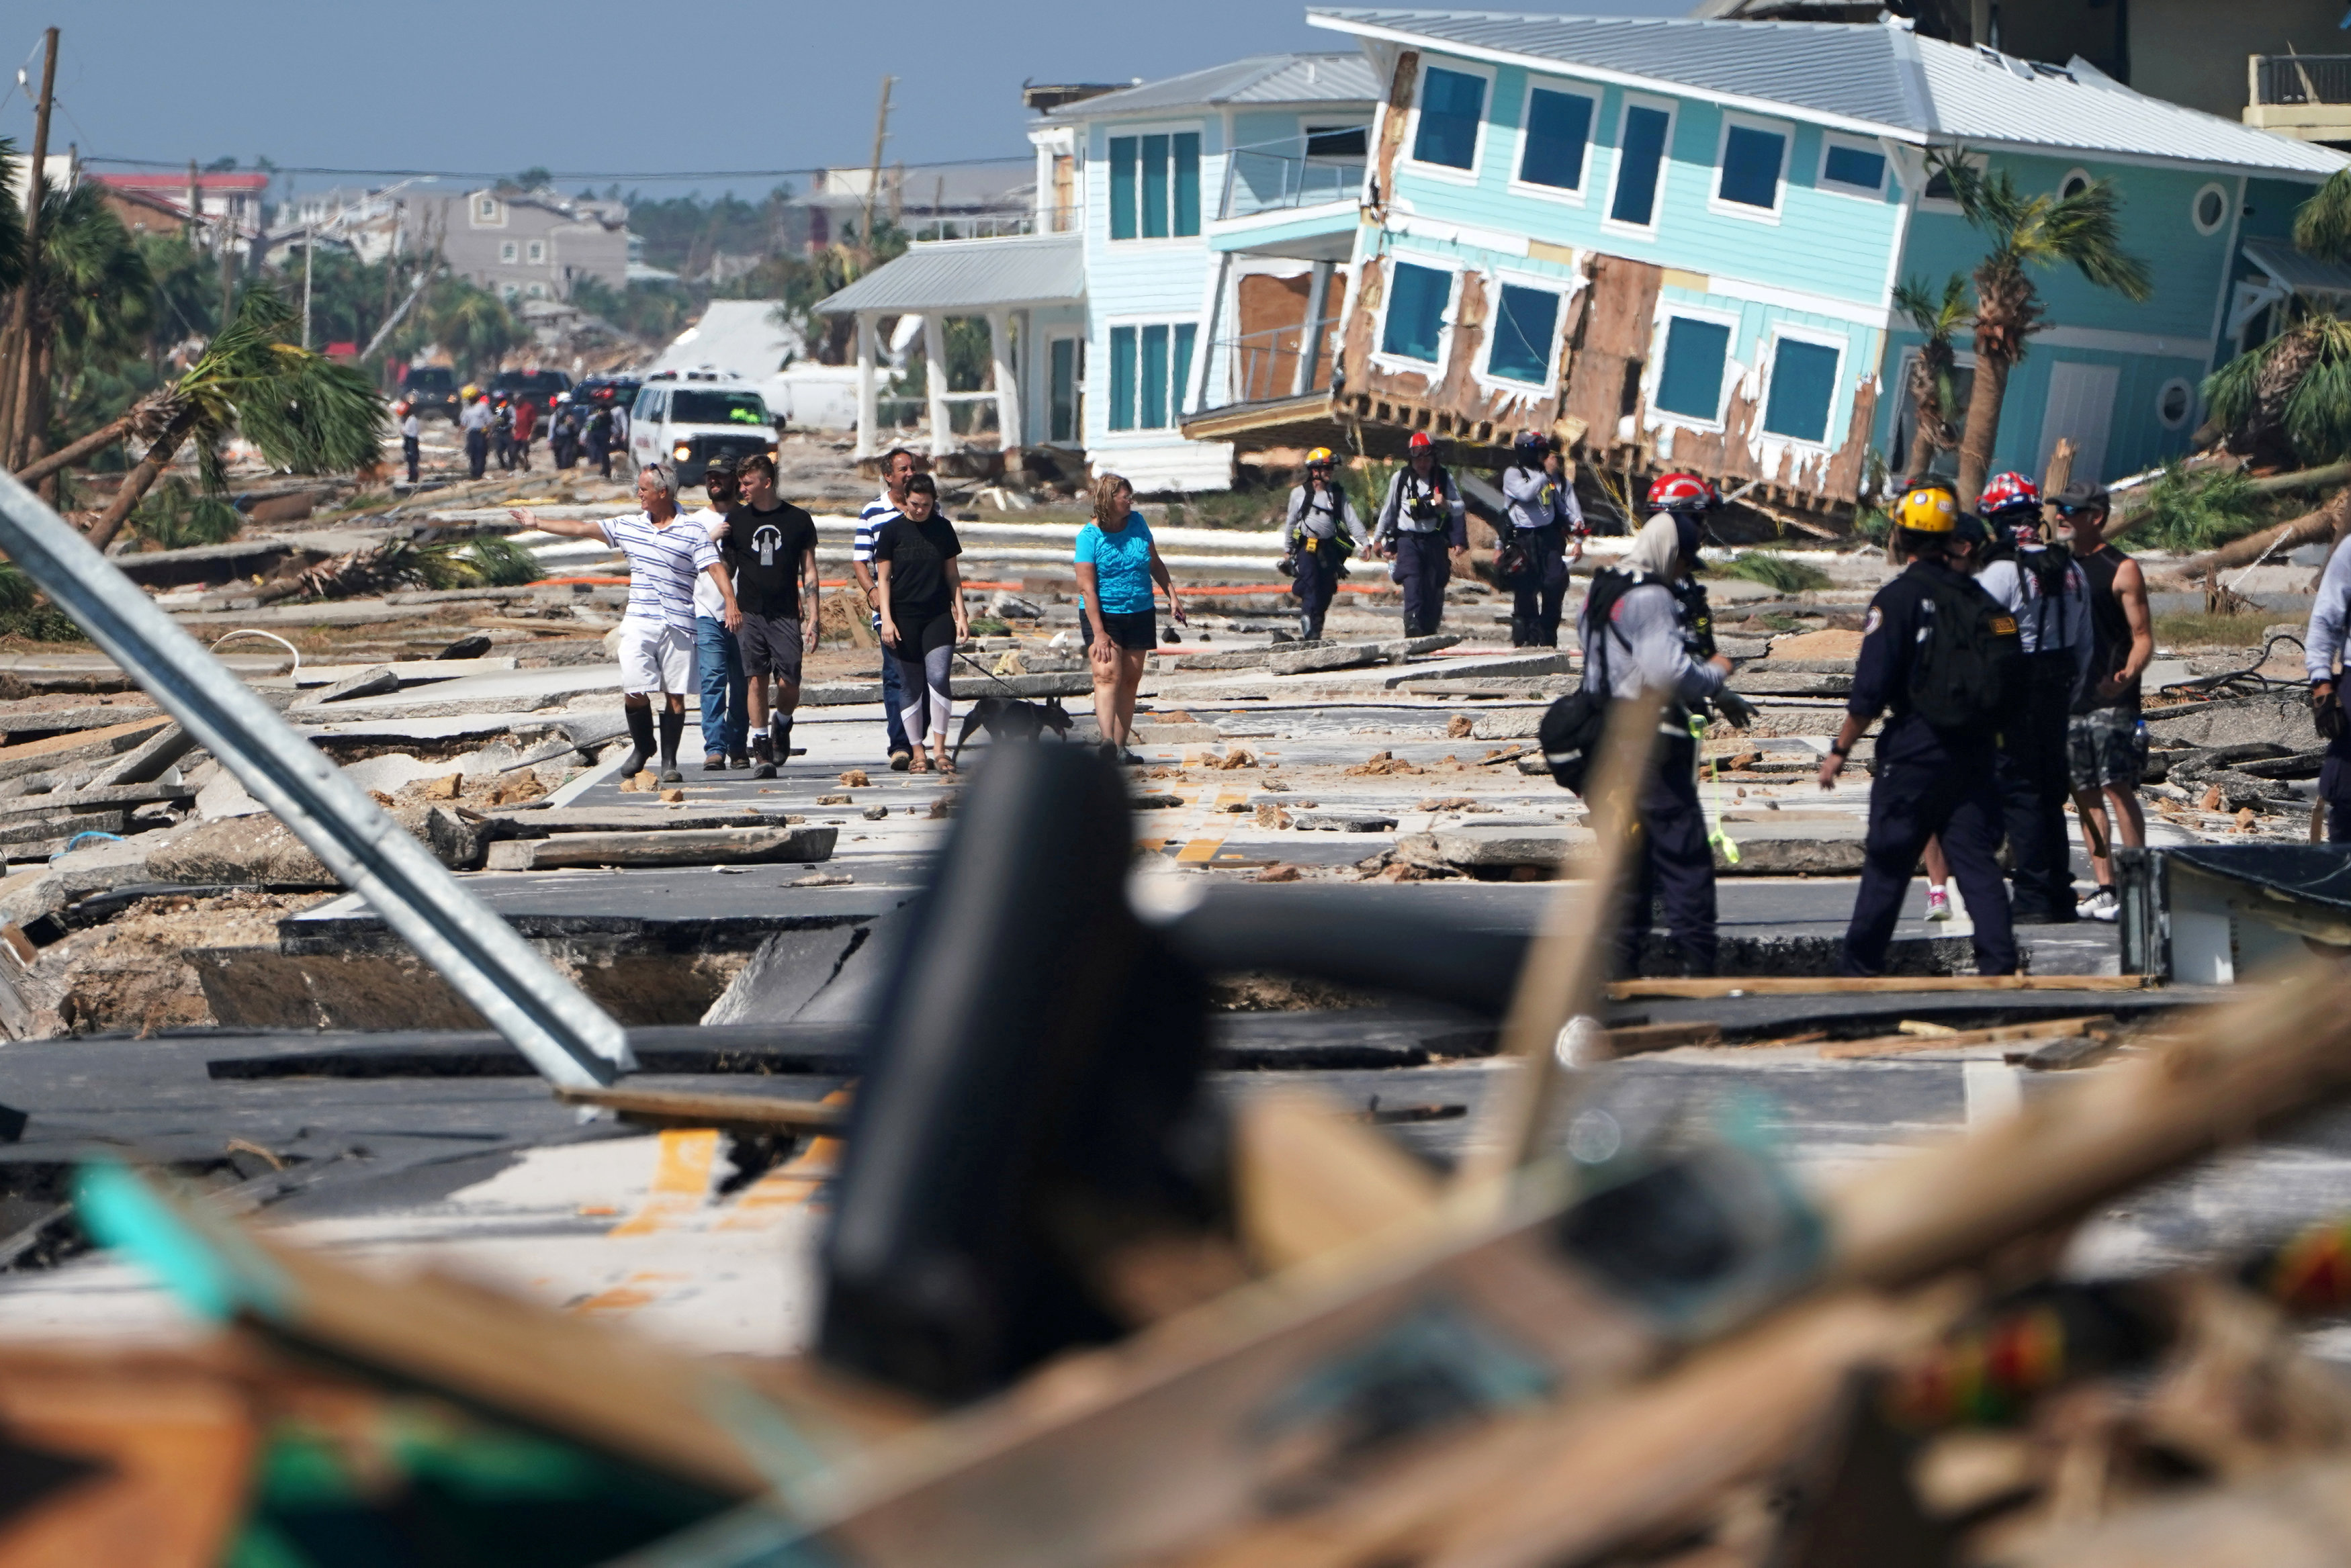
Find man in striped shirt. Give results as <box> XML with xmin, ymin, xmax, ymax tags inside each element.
<box><xmin>513</xmin><ymin>464</ymin><xmax>740</xmax><ymax>784</ymax></box>
<box><xmin>855</xmin><ymin>447</ymin><xmax>926</xmax><ymax>771</ymax></box>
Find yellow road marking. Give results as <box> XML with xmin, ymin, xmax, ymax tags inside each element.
<box><xmin>608</xmin><ymin>1127</ymin><xmax>719</xmax><ymax>1237</ymax></box>
<box><xmin>1177</xmin><ymin>837</ymin><xmax>1223</xmax><ymax>864</ymax></box>
<box><xmin>718</xmin><ymin>1089</ymin><xmax>850</xmax><ymax>1230</ymax></box>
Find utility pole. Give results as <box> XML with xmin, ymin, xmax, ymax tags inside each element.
<box><xmin>185</xmin><ymin>160</ymin><xmax>199</xmax><ymax>246</ymax></box>
<box><xmin>301</xmin><ymin>225</ymin><xmax>314</xmax><ymax>349</ymax></box>
<box><xmin>3</xmin><ymin>28</ymin><xmax>59</xmax><ymax>469</ymax></box>
<box><xmin>861</xmin><ymin>75</ymin><xmax>895</xmax><ymax>247</ymax></box>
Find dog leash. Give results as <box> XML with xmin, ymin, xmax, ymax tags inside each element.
<box><xmin>955</xmin><ymin>649</ymin><xmax>1030</xmax><ymax>698</ymax></box>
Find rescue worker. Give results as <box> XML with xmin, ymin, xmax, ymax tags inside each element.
<box><xmin>1579</xmin><ymin>479</ymin><xmax>1753</xmax><ymax>977</ymax></box>
<box><xmin>460</xmin><ymin>393</ymin><xmax>492</xmax><ymax>480</ymax></box>
<box><xmin>2306</xmin><ymin>527</ymin><xmax>2351</xmax><ymax>839</ymax></box>
<box><xmin>1499</xmin><ymin>431</ymin><xmax>1585</xmax><ymax>647</ymax></box>
<box><xmin>491</xmin><ymin>394</ymin><xmax>516</xmax><ymax>472</ymax></box>
<box><xmin>1973</xmin><ymin>471</ymin><xmax>2092</xmax><ymax>921</ymax></box>
<box><xmin>586</xmin><ymin>404</ymin><xmax>615</xmax><ymax>479</ymax></box>
<box><xmin>1283</xmin><ymin>447</ymin><xmax>1368</xmax><ymax>641</ymax></box>
<box><xmin>1373</xmin><ymin>431</ymin><xmax>1467</xmax><ymax>637</ymax></box>
<box><xmin>512</xmin><ymin>390</ymin><xmax>539</xmax><ymax>472</ymax></box>
<box><xmin>1824</xmin><ymin>483</ymin><xmax>2018</xmax><ymax>976</ymax></box>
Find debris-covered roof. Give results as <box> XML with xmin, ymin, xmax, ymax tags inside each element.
<box><xmin>1036</xmin><ymin>52</ymin><xmax>1380</xmax><ymax>124</ymax></box>
<box><xmin>815</xmin><ymin>234</ymin><xmax>1085</xmax><ymax>316</ymax></box>
<box><xmin>1306</xmin><ymin>9</ymin><xmax>2350</xmax><ymax>177</ymax></box>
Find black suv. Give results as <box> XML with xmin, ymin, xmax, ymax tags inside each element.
<box><xmin>490</xmin><ymin>369</ymin><xmax>574</xmax><ymax>412</ymax></box>
<box><xmin>400</xmin><ymin>365</ymin><xmax>461</xmax><ymax>422</ymax></box>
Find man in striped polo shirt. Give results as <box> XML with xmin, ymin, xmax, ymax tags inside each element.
<box><xmin>513</xmin><ymin>464</ymin><xmax>740</xmax><ymax>784</ymax></box>
<box><xmin>854</xmin><ymin>448</ymin><xmax>924</xmax><ymax>771</ymax></box>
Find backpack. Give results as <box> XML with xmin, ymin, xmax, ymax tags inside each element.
<box><xmin>1907</xmin><ymin>566</ymin><xmax>2025</xmax><ymax>732</ymax></box>
<box><xmin>1538</xmin><ymin>569</ymin><xmax>1639</xmax><ymax>794</ymax></box>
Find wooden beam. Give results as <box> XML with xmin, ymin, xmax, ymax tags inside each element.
<box><xmin>554</xmin><ymin>1085</ymin><xmax>845</xmax><ymax>1132</ymax></box>
<box><xmin>1233</xmin><ymin>1093</ymin><xmax>1439</xmax><ymax>1272</ymax></box>
<box><xmin>1817</xmin><ymin>1015</ymin><xmax>2113</xmax><ymax>1061</ymax></box>
<box><xmin>1607</xmin><ymin>974</ymin><xmax>2160</xmax><ymax>1001</ymax></box>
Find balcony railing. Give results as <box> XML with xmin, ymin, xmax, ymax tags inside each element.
<box><xmin>1218</xmin><ymin>150</ymin><xmax>1366</xmax><ymax>222</ymax></box>
<box><xmin>1212</xmin><ymin>314</ymin><xmax>1339</xmax><ymax>406</ymax></box>
<box><xmin>2253</xmin><ymin>54</ymin><xmax>2351</xmax><ymax>105</ymax></box>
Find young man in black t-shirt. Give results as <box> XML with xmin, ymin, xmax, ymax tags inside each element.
<box><xmin>727</xmin><ymin>453</ymin><xmax>821</xmax><ymax>779</ymax></box>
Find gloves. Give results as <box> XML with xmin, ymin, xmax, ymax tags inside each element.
<box><xmin>2318</xmin><ymin>684</ymin><xmax>2346</xmax><ymax>742</ymax></box>
<box><xmin>1716</xmin><ymin>689</ymin><xmax>1757</xmax><ymax>730</ymax></box>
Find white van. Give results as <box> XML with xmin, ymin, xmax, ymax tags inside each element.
<box><xmin>629</xmin><ymin>371</ymin><xmax>781</xmax><ymax>486</ymax></box>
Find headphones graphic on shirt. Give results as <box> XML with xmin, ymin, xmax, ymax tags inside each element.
<box><xmin>752</xmin><ymin>524</ymin><xmax>783</xmax><ymax>567</ymax></box>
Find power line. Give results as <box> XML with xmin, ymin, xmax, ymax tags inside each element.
<box><xmin>77</xmin><ymin>152</ymin><xmax>1032</xmax><ymax>183</ymax></box>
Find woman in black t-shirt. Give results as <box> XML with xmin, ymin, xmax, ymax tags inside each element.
<box><xmin>873</xmin><ymin>473</ymin><xmax>969</xmax><ymax>773</ymax></box>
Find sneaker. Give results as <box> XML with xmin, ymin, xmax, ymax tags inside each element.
<box><xmin>889</xmin><ymin>749</ymin><xmax>913</xmax><ymax>773</ymax></box>
<box><xmin>703</xmin><ymin>753</ymin><xmax>726</xmax><ymax>772</ymax></box>
<box><xmin>752</xmin><ymin>757</ymin><xmax>776</xmax><ymax>780</ymax></box>
<box><xmin>1924</xmin><ymin>888</ymin><xmax>1953</xmax><ymax>922</ymax></box>
<box><xmin>2078</xmin><ymin>886</ymin><xmax>2119</xmax><ymax>922</ymax></box>
<box><xmin>727</xmin><ymin>753</ymin><xmax>751</xmax><ymax>770</ymax></box>
<box><xmin>1120</xmin><ymin>750</ymin><xmax>1145</xmax><ymax>766</ymax></box>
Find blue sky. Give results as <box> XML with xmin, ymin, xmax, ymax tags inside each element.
<box><xmin>5</xmin><ymin>1</ymin><xmax>1690</xmax><ymax>201</ymax></box>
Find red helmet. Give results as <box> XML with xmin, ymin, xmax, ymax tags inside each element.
<box><xmin>1646</xmin><ymin>472</ymin><xmax>1717</xmax><ymax>514</ymax></box>
<box><xmin>1408</xmin><ymin>430</ymin><xmax>1433</xmax><ymax>450</ymax></box>
<box><xmin>1978</xmin><ymin>471</ymin><xmax>2039</xmax><ymax>516</ymax></box>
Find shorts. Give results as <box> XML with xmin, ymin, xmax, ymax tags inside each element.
<box><xmin>736</xmin><ymin>614</ymin><xmax>805</xmax><ymax>682</ymax></box>
<box><xmin>618</xmin><ymin>619</ymin><xmax>695</xmax><ymax>695</ymax></box>
<box><xmin>1090</xmin><ymin>608</ymin><xmax>1158</xmax><ymax>651</ymax></box>
<box><xmin>2068</xmin><ymin>706</ymin><xmax>2145</xmax><ymax>791</ymax></box>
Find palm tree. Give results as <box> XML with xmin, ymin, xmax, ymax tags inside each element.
<box><xmin>2197</xmin><ymin>168</ymin><xmax>2351</xmax><ymax>470</ymax></box>
<box><xmin>0</xmin><ymin>140</ymin><xmax>26</xmax><ymax>296</ymax></box>
<box><xmin>1892</xmin><ymin>272</ymin><xmax>1970</xmax><ymax>487</ymax></box>
<box><xmin>14</xmin><ymin>183</ymin><xmax>152</xmax><ymax>483</ymax></box>
<box><xmin>1932</xmin><ymin>150</ymin><xmax>2153</xmax><ymax>506</ymax></box>
<box><xmin>20</xmin><ymin>284</ymin><xmax>385</xmax><ymax>550</ymax></box>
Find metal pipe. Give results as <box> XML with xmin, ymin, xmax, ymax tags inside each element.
<box><xmin>0</xmin><ymin>469</ymin><xmax>631</xmax><ymax>1087</ymax></box>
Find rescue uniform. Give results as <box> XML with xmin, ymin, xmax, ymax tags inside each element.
<box><xmin>1838</xmin><ymin>558</ymin><xmax>2019</xmax><ymax>976</ymax></box>
<box><xmin>1284</xmin><ymin>481</ymin><xmax>1368</xmax><ymax>641</ymax></box>
<box><xmin>2305</xmin><ymin>539</ymin><xmax>2351</xmax><ymax>841</ymax></box>
<box><xmin>1374</xmin><ymin>464</ymin><xmax>1466</xmax><ymax>637</ymax></box>
<box><xmin>1977</xmin><ymin>542</ymin><xmax>2092</xmax><ymax>919</ymax></box>
<box><xmin>1580</xmin><ymin>569</ymin><xmax>1725</xmax><ymax>976</ymax></box>
<box><xmin>1501</xmin><ymin>463</ymin><xmax>1584</xmax><ymax>646</ymax></box>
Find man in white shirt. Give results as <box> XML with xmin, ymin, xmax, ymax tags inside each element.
<box><xmin>511</xmin><ymin>465</ymin><xmax>739</xmax><ymax>784</ymax></box>
<box><xmin>399</xmin><ymin>403</ymin><xmax>423</xmax><ymax>486</ymax></box>
<box><xmin>687</xmin><ymin>458</ymin><xmax>749</xmax><ymax>770</ymax></box>
<box><xmin>459</xmin><ymin>394</ymin><xmax>491</xmax><ymax>479</ymax></box>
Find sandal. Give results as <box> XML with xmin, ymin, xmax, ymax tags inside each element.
<box><xmin>907</xmin><ymin>754</ymin><xmax>932</xmax><ymax>774</ymax></box>
<box><xmin>936</xmin><ymin>753</ymin><xmax>957</xmax><ymax>776</ymax></box>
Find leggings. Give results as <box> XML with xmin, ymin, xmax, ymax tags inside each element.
<box><xmin>893</xmin><ymin>612</ymin><xmax>957</xmax><ymax>743</ymax></box>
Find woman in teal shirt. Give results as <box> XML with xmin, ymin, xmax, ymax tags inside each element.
<box><xmin>1075</xmin><ymin>473</ymin><xmax>1185</xmax><ymax>763</ymax></box>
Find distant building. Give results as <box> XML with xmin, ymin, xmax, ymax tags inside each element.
<box><xmin>801</xmin><ymin>161</ymin><xmax>1036</xmax><ymax>249</ymax></box>
<box><xmin>413</xmin><ymin>187</ymin><xmax>630</xmax><ymax>302</ymax></box>
<box><xmin>92</xmin><ymin>170</ymin><xmax>270</xmax><ymax>253</ymax></box>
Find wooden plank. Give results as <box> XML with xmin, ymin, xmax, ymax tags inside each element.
<box><xmin>1607</xmin><ymin>974</ymin><xmax>2160</xmax><ymax>1000</ymax></box>
<box><xmin>1558</xmin><ymin>256</ymin><xmax>1662</xmax><ymax>455</ymax></box>
<box><xmin>1818</xmin><ymin>1015</ymin><xmax>2111</xmax><ymax>1060</ymax></box>
<box><xmin>483</xmin><ymin>825</ymin><xmax>836</xmax><ymax>870</ymax></box>
<box><xmin>1600</xmin><ymin>1021</ymin><xmax>1723</xmax><ymax>1056</ymax></box>
<box><xmin>555</xmin><ymin>1085</ymin><xmax>844</xmax><ymax>1132</ymax></box>
<box><xmin>0</xmin><ymin>783</ymin><xmax>191</xmax><ymax>819</ymax></box>
<box><xmin>1234</xmin><ymin>1093</ymin><xmax>1440</xmax><ymax>1272</ymax></box>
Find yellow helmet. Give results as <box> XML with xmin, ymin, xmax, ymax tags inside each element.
<box><xmin>1894</xmin><ymin>485</ymin><xmax>1958</xmax><ymax>533</ymax></box>
<box><xmin>1304</xmin><ymin>447</ymin><xmax>1335</xmax><ymax>467</ymax></box>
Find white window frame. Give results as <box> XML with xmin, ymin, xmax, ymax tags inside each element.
<box><xmin>1757</xmin><ymin>324</ymin><xmax>1849</xmax><ymax>450</ymax></box>
<box><xmin>1370</xmin><ymin>254</ymin><xmax>1462</xmax><ymax>377</ymax></box>
<box><xmin>1646</xmin><ymin>302</ymin><xmax>1743</xmax><ymax>433</ymax></box>
<box><xmin>2057</xmin><ymin>167</ymin><xmax>2094</xmax><ymax>202</ymax></box>
<box><xmin>1816</xmin><ymin>132</ymin><xmax>1889</xmax><ymax>200</ymax></box>
<box><xmin>1916</xmin><ymin>148</ymin><xmax>1987</xmax><ymax>214</ymax></box>
<box><xmin>1601</xmin><ymin>92</ymin><xmax>1679</xmax><ymax>240</ymax></box>
<box><xmin>1099</xmin><ymin>313</ymin><xmax>1200</xmax><ymax>436</ymax></box>
<box><xmin>1101</xmin><ymin>119</ymin><xmax>1210</xmax><ymax>248</ymax></box>
<box><xmin>527</xmin><ymin>238</ymin><xmax>546</xmax><ymax>264</ymax></box>
<box><xmin>2156</xmin><ymin>376</ymin><xmax>2197</xmax><ymax>429</ymax></box>
<box><xmin>1474</xmin><ymin>270</ymin><xmax>1570</xmax><ymax>394</ymax></box>
<box><xmin>1403</xmin><ymin>56</ymin><xmax>1496</xmax><ymax>187</ymax></box>
<box><xmin>1710</xmin><ymin>110</ymin><xmax>1791</xmax><ymax>223</ymax></box>
<box><xmin>474</xmin><ymin>195</ymin><xmax>502</xmax><ymax>225</ymax></box>
<box><xmin>1506</xmin><ymin>75</ymin><xmax>1600</xmax><ymax>207</ymax></box>
<box><xmin>2191</xmin><ymin>181</ymin><xmax>2230</xmax><ymax>236</ymax></box>
<box><xmin>498</xmin><ymin>240</ymin><xmax>519</xmax><ymax>264</ymax></box>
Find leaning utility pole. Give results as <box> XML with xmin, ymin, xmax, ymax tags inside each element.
<box><xmin>2</xmin><ymin>28</ymin><xmax>59</xmax><ymax>470</ymax></box>
<box><xmin>861</xmin><ymin>75</ymin><xmax>895</xmax><ymax>247</ymax></box>
<box><xmin>300</xmin><ymin>225</ymin><xmax>314</xmax><ymax>349</ymax></box>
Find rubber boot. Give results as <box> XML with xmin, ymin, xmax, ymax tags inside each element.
<box><xmin>619</xmin><ymin>704</ymin><xmax>656</xmax><ymax>781</ymax></box>
<box><xmin>1509</xmin><ymin>616</ymin><xmax>1529</xmax><ymax>647</ymax></box>
<box><xmin>656</xmin><ymin>709</ymin><xmax>685</xmax><ymax>784</ymax></box>
<box><xmin>772</xmin><ymin>713</ymin><xmax>793</xmax><ymax>766</ymax></box>
<box><xmin>751</xmin><ymin>734</ymin><xmax>776</xmax><ymax>780</ymax></box>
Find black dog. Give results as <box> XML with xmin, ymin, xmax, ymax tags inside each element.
<box><xmin>952</xmin><ymin>696</ymin><xmax>1075</xmax><ymax>765</ymax></box>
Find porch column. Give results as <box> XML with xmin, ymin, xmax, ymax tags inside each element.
<box><xmin>1186</xmin><ymin>250</ymin><xmax>1230</xmax><ymax>416</ymax></box>
<box><xmin>853</xmin><ymin>312</ymin><xmax>879</xmax><ymax>460</ymax></box>
<box><xmin>989</xmin><ymin>308</ymin><xmax>1022</xmax><ymax>456</ymax></box>
<box><xmin>1292</xmin><ymin>259</ymin><xmax>1335</xmax><ymax>398</ymax></box>
<box><xmin>923</xmin><ymin>312</ymin><xmax>953</xmax><ymax>458</ymax></box>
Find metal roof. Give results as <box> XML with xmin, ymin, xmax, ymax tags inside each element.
<box><xmin>1307</xmin><ymin>10</ymin><xmax>2350</xmax><ymax>175</ymax></box>
<box><xmin>815</xmin><ymin>234</ymin><xmax>1084</xmax><ymax>315</ymax></box>
<box><xmin>1038</xmin><ymin>53</ymin><xmax>1379</xmax><ymax>124</ymax></box>
<box><xmin>2241</xmin><ymin>237</ymin><xmax>2351</xmax><ymax>297</ymax></box>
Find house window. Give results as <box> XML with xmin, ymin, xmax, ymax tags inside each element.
<box><xmin>1106</xmin><ymin>322</ymin><xmax>1197</xmax><ymax>430</ymax></box>
<box><xmin>2158</xmin><ymin>377</ymin><xmax>2195</xmax><ymax>428</ymax></box>
<box><xmin>2193</xmin><ymin>183</ymin><xmax>2229</xmax><ymax>235</ymax></box>
<box><xmin>499</xmin><ymin>240</ymin><xmax>518</xmax><ymax>263</ymax></box>
<box><xmin>1716</xmin><ymin>118</ymin><xmax>1787</xmax><ymax>213</ymax></box>
<box><xmin>1487</xmin><ymin>283</ymin><xmax>1561</xmax><ymax>386</ymax></box>
<box><xmin>1413</xmin><ymin>66</ymin><xmax>1487</xmax><ymax>171</ymax></box>
<box><xmin>1609</xmin><ymin>103</ymin><xmax>1672</xmax><ymax>228</ymax></box>
<box><xmin>2059</xmin><ymin>168</ymin><xmax>2092</xmax><ymax>201</ymax></box>
<box><xmin>1762</xmin><ymin>336</ymin><xmax>1841</xmax><ymax>445</ymax></box>
<box><xmin>1819</xmin><ymin>136</ymin><xmax>1887</xmax><ymax>197</ymax></box>
<box><xmin>1655</xmin><ymin>315</ymin><xmax>1732</xmax><ymax>422</ymax></box>
<box><xmin>1517</xmin><ymin>86</ymin><xmax>1595</xmax><ymax>193</ymax></box>
<box><xmin>527</xmin><ymin>240</ymin><xmax>545</xmax><ymax>264</ymax></box>
<box><xmin>1306</xmin><ymin>124</ymin><xmax>1368</xmax><ymax>158</ymax></box>
<box><xmin>1381</xmin><ymin>262</ymin><xmax>1452</xmax><ymax>364</ymax></box>
<box><xmin>476</xmin><ymin>196</ymin><xmax>498</xmax><ymax>220</ymax></box>
<box><xmin>1108</xmin><ymin>132</ymin><xmax>1201</xmax><ymax>240</ymax></box>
